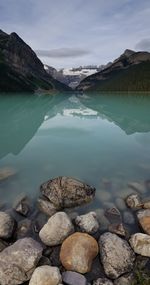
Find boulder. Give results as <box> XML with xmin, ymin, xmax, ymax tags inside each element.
<box><xmin>39</xmin><ymin>212</ymin><xmax>74</xmax><ymax>246</ymax></box>
<box><xmin>93</xmin><ymin>278</ymin><xmax>113</xmax><ymax>285</ymax></box>
<box><xmin>129</xmin><ymin>233</ymin><xmax>150</xmax><ymax>257</ymax></box>
<box><xmin>60</xmin><ymin>232</ymin><xmax>99</xmax><ymax>274</ymax></box>
<box><xmin>40</xmin><ymin>176</ymin><xmax>95</xmax><ymax>209</ymax></box>
<box><xmin>13</xmin><ymin>193</ymin><xmax>30</xmax><ymax>216</ymax></box>
<box><xmin>0</xmin><ymin>237</ymin><xmax>43</xmax><ymax>285</ymax></box>
<box><xmin>37</xmin><ymin>198</ymin><xmax>57</xmax><ymax>217</ymax></box>
<box><xmin>75</xmin><ymin>212</ymin><xmax>99</xmax><ymax>234</ymax></box>
<box><xmin>125</xmin><ymin>194</ymin><xmax>141</xmax><ymax>209</ymax></box>
<box><xmin>29</xmin><ymin>265</ymin><xmax>62</xmax><ymax>285</ymax></box>
<box><xmin>62</xmin><ymin>271</ymin><xmax>87</xmax><ymax>285</ymax></box>
<box><xmin>99</xmin><ymin>232</ymin><xmax>135</xmax><ymax>279</ymax></box>
<box><xmin>137</xmin><ymin>209</ymin><xmax>150</xmax><ymax>234</ymax></box>
<box><xmin>0</xmin><ymin>211</ymin><xmax>15</xmax><ymax>239</ymax></box>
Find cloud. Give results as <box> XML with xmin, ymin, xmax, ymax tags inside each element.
<box><xmin>135</xmin><ymin>39</ymin><xmax>150</xmax><ymax>51</ymax></box>
<box><xmin>35</xmin><ymin>48</ymin><xmax>91</xmax><ymax>58</ymax></box>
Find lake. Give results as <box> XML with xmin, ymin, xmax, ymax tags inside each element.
<box><xmin>0</xmin><ymin>92</ymin><xmax>150</xmax><ymax>218</ymax></box>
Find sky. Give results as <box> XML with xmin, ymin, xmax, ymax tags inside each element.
<box><xmin>0</xmin><ymin>0</ymin><xmax>150</xmax><ymax>68</ymax></box>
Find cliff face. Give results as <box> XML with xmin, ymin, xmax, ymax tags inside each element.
<box><xmin>0</xmin><ymin>30</ymin><xmax>71</xmax><ymax>92</ymax></box>
<box><xmin>77</xmin><ymin>49</ymin><xmax>150</xmax><ymax>91</ymax></box>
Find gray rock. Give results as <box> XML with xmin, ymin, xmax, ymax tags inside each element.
<box><xmin>114</xmin><ymin>273</ymin><xmax>134</xmax><ymax>285</ymax></box>
<box><xmin>75</xmin><ymin>212</ymin><xmax>99</xmax><ymax>234</ymax></box>
<box><xmin>13</xmin><ymin>193</ymin><xmax>30</xmax><ymax>216</ymax></box>
<box><xmin>29</xmin><ymin>265</ymin><xmax>62</xmax><ymax>285</ymax></box>
<box><xmin>93</xmin><ymin>278</ymin><xmax>113</xmax><ymax>285</ymax></box>
<box><xmin>129</xmin><ymin>233</ymin><xmax>150</xmax><ymax>257</ymax></box>
<box><xmin>128</xmin><ymin>182</ymin><xmax>145</xmax><ymax>193</ymax></box>
<box><xmin>142</xmin><ymin>200</ymin><xmax>150</xmax><ymax>209</ymax></box>
<box><xmin>99</xmin><ymin>232</ymin><xmax>135</xmax><ymax>279</ymax></box>
<box><xmin>105</xmin><ymin>207</ymin><xmax>122</xmax><ymax>224</ymax></box>
<box><xmin>108</xmin><ymin>223</ymin><xmax>126</xmax><ymax>237</ymax></box>
<box><xmin>16</xmin><ymin>219</ymin><xmax>32</xmax><ymax>239</ymax></box>
<box><xmin>125</xmin><ymin>194</ymin><xmax>142</xmax><ymax>209</ymax></box>
<box><xmin>123</xmin><ymin>211</ymin><xmax>135</xmax><ymax>225</ymax></box>
<box><xmin>39</xmin><ymin>212</ymin><xmax>74</xmax><ymax>246</ymax></box>
<box><xmin>0</xmin><ymin>237</ymin><xmax>43</xmax><ymax>285</ymax></box>
<box><xmin>0</xmin><ymin>211</ymin><xmax>15</xmax><ymax>239</ymax></box>
<box><xmin>0</xmin><ymin>239</ymin><xmax>8</xmax><ymax>252</ymax></box>
<box><xmin>37</xmin><ymin>198</ymin><xmax>57</xmax><ymax>217</ymax></box>
<box><xmin>40</xmin><ymin>176</ymin><xmax>95</xmax><ymax>209</ymax></box>
<box><xmin>62</xmin><ymin>271</ymin><xmax>87</xmax><ymax>285</ymax></box>
<box><xmin>37</xmin><ymin>256</ymin><xmax>51</xmax><ymax>266</ymax></box>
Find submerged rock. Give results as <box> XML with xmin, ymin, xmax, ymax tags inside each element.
<box><xmin>0</xmin><ymin>167</ymin><xmax>17</xmax><ymax>181</ymax></box>
<box><xmin>125</xmin><ymin>193</ymin><xmax>142</xmax><ymax>209</ymax></box>
<box><xmin>40</xmin><ymin>176</ymin><xmax>95</xmax><ymax>209</ymax></box>
<box><xmin>29</xmin><ymin>265</ymin><xmax>62</xmax><ymax>285</ymax></box>
<box><xmin>13</xmin><ymin>193</ymin><xmax>30</xmax><ymax>216</ymax></box>
<box><xmin>93</xmin><ymin>278</ymin><xmax>113</xmax><ymax>285</ymax></box>
<box><xmin>108</xmin><ymin>223</ymin><xmax>126</xmax><ymax>237</ymax></box>
<box><xmin>37</xmin><ymin>198</ymin><xmax>57</xmax><ymax>217</ymax></box>
<box><xmin>39</xmin><ymin>212</ymin><xmax>74</xmax><ymax>246</ymax></box>
<box><xmin>0</xmin><ymin>211</ymin><xmax>15</xmax><ymax>239</ymax></box>
<box><xmin>128</xmin><ymin>182</ymin><xmax>145</xmax><ymax>193</ymax></box>
<box><xmin>60</xmin><ymin>232</ymin><xmax>99</xmax><ymax>274</ymax></box>
<box><xmin>75</xmin><ymin>212</ymin><xmax>99</xmax><ymax>234</ymax></box>
<box><xmin>62</xmin><ymin>271</ymin><xmax>87</xmax><ymax>285</ymax></box>
<box><xmin>129</xmin><ymin>233</ymin><xmax>150</xmax><ymax>257</ymax></box>
<box><xmin>99</xmin><ymin>232</ymin><xmax>135</xmax><ymax>279</ymax></box>
<box><xmin>105</xmin><ymin>207</ymin><xmax>122</xmax><ymax>224</ymax></box>
<box><xmin>0</xmin><ymin>237</ymin><xmax>43</xmax><ymax>285</ymax></box>
<box><xmin>137</xmin><ymin>209</ymin><xmax>150</xmax><ymax>234</ymax></box>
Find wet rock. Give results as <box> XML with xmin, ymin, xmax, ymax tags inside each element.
<box><xmin>37</xmin><ymin>256</ymin><xmax>51</xmax><ymax>266</ymax></box>
<box><xmin>62</xmin><ymin>271</ymin><xmax>87</xmax><ymax>285</ymax></box>
<box><xmin>0</xmin><ymin>237</ymin><xmax>43</xmax><ymax>285</ymax></box>
<box><xmin>29</xmin><ymin>265</ymin><xmax>62</xmax><ymax>285</ymax></box>
<box><xmin>0</xmin><ymin>211</ymin><xmax>15</xmax><ymax>239</ymax></box>
<box><xmin>142</xmin><ymin>200</ymin><xmax>150</xmax><ymax>209</ymax></box>
<box><xmin>115</xmin><ymin>198</ymin><xmax>126</xmax><ymax>211</ymax></box>
<box><xmin>39</xmin><ymin>212</ymin><xmax>74</xmax><ymax>246</ymax></box>
<box><xmin>114</xmin><ymin>273</ymin><xmax>134</xmax><ymax>285</ymax></box>
<box><xmin>16</xmin><ymin>219</ymin><xmax>32</xmax><ymax>239</ymax></box>
<box><xmin>105</xmin><ymin>207</ymin><xmax>122</xmax><ymax>224</ymax></box>
<box><xmin>97</xmin><ymin>190</ymin><xmax>111</xmax><ymax>202</ymax></box>
<box><xmin>108</xmin><ymin>223</ymin><xmax>126</xmax><ymax>237</ymax></box>
<box><xmin>95</xmin><ymin>209</ymin><xmax>110</xmax><ymax>230</ymax></box>
<box><xmin>125</xmin><ymin>194</ymin><xmax>142</xmax><ymax>209</ymax></box>
<box><xmin>75</xmin><ymin>212</ymin><xmax>99</xmax><ymax>234</ymax></box>
<box><xmin>85</xmin><ymin>256</ymin><xmax>105</xmax><ymax>283</ymax></box>
<box><xmin>123</xmin><ymin>211</ymin><xmax>135</xmax><ymax>225</ymax></box>
<box><xmin>137</xmin><ymin>209</ymin><xmax>150</xmax><ymax>234</ymax></box>
<box><xmin>40</xmin><ymin>176</ymin><xmax>95</xmax><ymax>209</ymax></box>
<box><xmin>129</xmin><ymin>233</ymin><xmax>150</xmax><ymax>257</ymax></box>
<box><xmin>60</xmin><ymin>232</ymin><xmax>99</xmax><ymax>274</ymax></box>
<box><xmin>0</xmin><ymin>239</ymin><xmax>8</xmax><ymax>252</ymax></box>
<box><xmin>50</xmin><ymin>246</ymin><xmax>61</xmax><ymax>267</ymax></box>
<box><xmin>37</xmin><ymin>198</ymin><xmax>57</xmax><ymax>217</ymax></box>
<box><xmin>128</xmin><ymin>182</ymin><xmax>145</xmax><ymax>193</ymax></box>
<box><xmin>93</xmin><ymin>278</ymin><xmax>113</xmax><ymax>285</ymax></box>
<box><xmin>0</xmin><ymin>167</ymin><xmax>17</xmax><ymax>181</ymax></box>
<box><xmin>33</xmin><ymin>212</ymin><xmax>48</xmax><ymax>233</ymax></box>
<box><xmin>13</xmin><ymin>193</ymin><xmax>31</xmax><ymax>216</ymax></box>
<box><xmin>99</xmin><ymin>232</ymin><xmax>135</xmax><ymax>279</ymax></box>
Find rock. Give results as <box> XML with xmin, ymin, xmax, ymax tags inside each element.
<box><xmin>0</xmin><ymin>167</ymin><xmax>16</xmax><ymax>181</ymax></box>
<box><xmin>75</xmin><ymin>212</ymin><xmax>99</xmax><ymax>234</ymax></box>
<box><xmin>137</xmin><ymin>209</ymin><xmax>150</xmax><ymax>234</ymax></box>
<box><xmin>0</xmin><ymin>211</ymin><xmax>15</xmax><ymax>239</ymax></box>
<box><xmin>108</xmin><ymin>223</ymin><xmax>126</xmax><ymax>237</ymax></box>
<box><xmin>115</xmin><ymin>198</ymin><xmax>126</xmax><ymax>211</ymax></box>
<box><xmin>128</xmin><ymin>182</ymin><xmax>145</xmax><ymax>193</ymax></box>
<box><xmin>37</xmin><ymin>256</ymin><xmax>51</xmax><ymax>266</ymax></box>
<box><xmin>125</xmin><ymin>194</ymin><xmax>142</xmax><ymax>209</ymax></box>
<box><xmin>105</xmin><ymin>207</ymin><xmax>122</xmax><ymax>224</ymax></box>
<box><xmin>0</xmin><ymin>237</ymin><xmax>43</xmax><ymax>285</ymax></box>
<box><xmin>39</xmin><ymin>212</ymin><xmax>74</xmax><ymax>246</ymax></box>
<box><xmin>95</xmin><ymin>209</ymin><xmax>110</xmax><ymax>230</ymax></box>
<box><xmin>37</xmin><ymin>198</ymin><xmax>57</xmax><ymax>217</ymax></box>
<box><xmin>129</xmin><ymin>233</ymin><xmax>150</xmax><ymax>257</ymax></box>
<box><xmin>60</xmin><ymin>232</ymin><xmax>99</xmax><ymax>274</ymax></box>
<box><xmin>0</xmin><ymin>239</ymin><xmax>8</xmax><ymax>252</ymax></box>
<box><xmin>13</xmin><ymin>193</ymin><xmax>30</xmax><ymax>216</ymax></box>
<box><xmin>114</xmin><ymin>273</ymin><xmax>134</xmax><ymax>285</ymax></box>
<box><xmin>33</xmin><ymin>212</ymin><xmax>48</xmax><ymax>233</ymax></box>
<box><xmin>85</xmin><ymin>256</ymin><xmax>105</xmax><ymax>283</ymax></box>
<box><xmin>16</xmin><ymin>219</ymin><xmax>32</xmax><ymax>239</ymax></box>
<box><xmin>50</xmin><ymin>246</ymin><xmax>61</xmax><ymax>267</ymax></box>
<box><xmin>99</xmin><ymin>232</ymin><xmax>135</xmax><ymax>279</ymax></box>
<box><xmin>142</xmin><ymin>200</ymin><xmax>150</xmax><ymax>209</ymax></box>
<box><xmin>93</xmin><ymin>278</ymin><xmax>113</xmax><ymax>285</ymax></box>
<box><xmin>123</xmin><ymin>211</ymin><xmax>135</xmax><ymax>225</ymax></box>
<box><xmin>40</xmin><ymin>176</ymin><xmax>95</xmax><ymax>209</ymax></box>
<box><xmin>62</xmin><ymin>271</ymin><xmax>87</xmax><ymax>285</ymax></box>
<box><xmin>29</xmin><ymin>265</ymin><xmax>62</xmax><ymax>285</ymax></box>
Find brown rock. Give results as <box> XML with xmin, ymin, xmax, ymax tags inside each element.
<box><xmin>108</xmin><ymin>223</ymin><xmax>126</xmax><ymax>237</ymax></box>
<box><xmin>137</xmin><ymin>210</ymin><xmax>150</xmax><ymax>234</ymax></box>
<box><xmin>60</xmin><ymin>232</ymin><xmax>99</xmax><ymax>274</ymax></box>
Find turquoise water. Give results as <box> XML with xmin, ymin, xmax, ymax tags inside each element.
<box><xmin>0</xmin><ymin>92</ymin><xmax>150</xmax><ymax>212</ymax></box>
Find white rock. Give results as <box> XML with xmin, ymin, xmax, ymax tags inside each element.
<box><xmin>125</xmin><ymin>194</ymin><xmax>141</xmax><ymax>209</ymax></box>
<box><xmin>75</xmin><ymin>212</ymin><xmax>99</xmax><ymax>234</ymax></box>
<box><xmin>29</xmin><ymin>265</ymin><xmax>62</xmax><ymax>285</ymax></box>
<box><xmin>39</xmin><ymin>212</ymin><xmax>74</xmax><ymax>246</ymax></box>
<box><xmin>129</xmin><ymin>233</ymin><xmax>150</xmax><ymax>257</ymax></box>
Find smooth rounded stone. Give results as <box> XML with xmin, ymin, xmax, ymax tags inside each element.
<box><xmin>0</xmin><ymin>167</ymin><xmax>17</xmax><ymax>181</ymax></box>
<box><xmin>39</xmin><ymin>212</ymin><xmax>74</xmax><ymax>246</ymax></box>
<box><xmin>13</xmin><ymin>193</ymin><xmax>30</xmax><ymax>216</ymax></box>
<box><xmin>37</xmin><ymin>198</ymin><xmax>57</xmax><ymax>217</ymax></box>
<box><xmin>75</xmin><ymin>212</ymin><xmax>99</xmax><ymax>234</ymax></box>
<box><xmin>0</xmin><ymin>211</ymin><xmax>15</xmax><ymax>239</ymax></box>
<box><xmin>93</xmin><ymin>278</ymin><xmax>113</xmax><ymax>285</ymax></box>
<box><xmin>123</xmin><ymin>211</ymin><xmax>135</xmax><ymax>225</ymax></box>
<box><xmin>16</xmin><ymin>219</ymin><xmax>32</xmax><ymax>239</ymax></box>
<box><xmin>62</xmin><ymin>271</ymin><xmax>87</xmax><ymax>285</ymax></box>
<box><xmin>115</xmin><ymin>198</ymin><xmax>126</xmax><ymax>211</ymax></box>
<box><xmin>105</xmin><ymin>207</ymin><xmax>122</xmax><ymax>224</ymax></box>
<box><xmin>60</xmin><ymin>232</ymin><xmax>99</xmax><ymax>274</ymax></box>
<box><xmin>29</xmin><ymin>265</ymin><xmax>62</xmax><ymax>285</ymax></box>
<box><xmin>97</xmin><ymin>190</ymin><xmax>112</xmax><ymax>202</ymax></box>
<box><xmin>99</xmin><ymin>232</ymin><xmax>135</xmax><ymax>279</ymax></box>
<box><xmin>128</xmin><ymin>182</ymin><xmax>145</xmax><ymax>193</ymax></box>
<box><xmin>108</xmin><ymin>223</ymin><xmax>126</xmax><ymax>237</ymax></box>
<box><xmin>125</xmin><ymin>194</ymin><xmax>142</xmax><ymax>209</ymax></box>
<box><xmin>114</xmin><ymin>273</ymin><xmax>134</xmax><ymax>285</ymax></box>
<box><xmin>0</xmin><ymin>237</ymin><xmax>43</xmax><ymax>285</ymax></box>
<box><xmin>137</xmin><ymin>209</ymin><xmax>150</xmax><ymax>234</ymax></box>
<box><xmin>40</xmin><ymin>176</ymin><xmax>96</xmax><ymax>209</ymax></box>
<box><xmin>129</xmin><ymin>233</ymin><xmax>150</xmax><ymax>257</ymax></box>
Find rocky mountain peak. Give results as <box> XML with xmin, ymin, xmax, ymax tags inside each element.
<box><xmin>123</xmin><ymin>49</ymin><xmax>135</xmax><ymax>57</ymax></box>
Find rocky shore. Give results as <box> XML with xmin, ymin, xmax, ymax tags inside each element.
<box><xmin>0</xmin><ymin>176</ymin><xmax>150</xmax><ymax>285</ymax></box>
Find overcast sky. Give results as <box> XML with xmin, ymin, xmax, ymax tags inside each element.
<box><xmin>0</xmin><ymin>0</ymin><xmax>150</xmax><ymax>68</ymax></box>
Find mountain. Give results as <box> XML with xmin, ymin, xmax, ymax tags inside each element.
<box><xmin>77</xmin><ymin>49</ymin><xmax>150</xmax><ymax>91</ymax></box>
<box><xmin>0</xmin><ymin>30</ymin><xmax>70</xmax><ymax>92</ymax></box>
